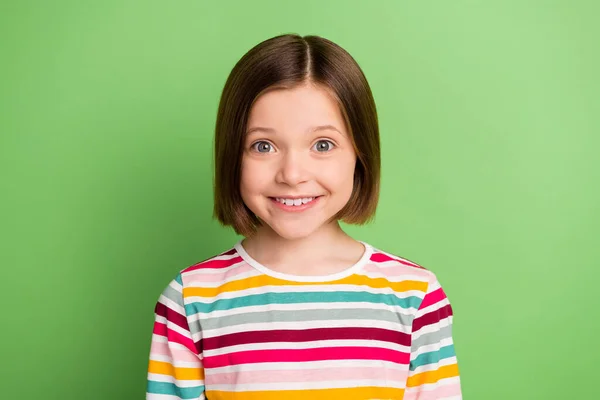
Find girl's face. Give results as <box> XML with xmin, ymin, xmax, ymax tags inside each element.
<box><xmin>241</xmin><ymin>83</ymin><xmax>357</xmax><ymax>240</ymax></box>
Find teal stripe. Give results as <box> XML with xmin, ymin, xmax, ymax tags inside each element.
<box><xmin>185</xmin><ymin>291</ymin><xmax>421</xmax><ymax>314</ymax></box>
<box><xmin>409</xmin><ymin>344</ymin><xmax>456</xmax><ymax>371</ymax></box>
<box><xmin>175</xmin><ymin>273</ymin><xmax>183</xmax><ymax>286</ymax></box>
<box><xmin>147</xmin><ymin>380</ymin><xmax>204</xmax><ymax>399</ymax></box>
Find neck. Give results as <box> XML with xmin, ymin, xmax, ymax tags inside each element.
<box><xmin>241</xmin><ymin>221</ymin><xmax>361</xmax><ymax>275</ymax></box>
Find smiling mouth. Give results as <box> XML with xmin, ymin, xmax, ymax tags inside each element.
<box><xmin>269</xmin><ymin>196</ymin><xmax>322</xmax><ymax>207</ymax></box>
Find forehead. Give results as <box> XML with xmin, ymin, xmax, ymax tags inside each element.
<box><xmin>247</xmin><ymin>84</ymin><xmax>346</xmax><ymax>133</ymax></box>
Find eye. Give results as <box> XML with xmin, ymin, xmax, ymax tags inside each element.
<box><xmin>313</xmin><ymin>139</ymin><xmax>335</xmax><ymax>152</ymax></box>
<box><xmin>251</xmin><ymin>141</ymin><xmax>274</xmax><ymax>153</ymax></box>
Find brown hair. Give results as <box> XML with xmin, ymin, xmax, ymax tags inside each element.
<box><xmin>213</xmin><ymin>33</ymin><xmax>380</xmax><ymax>237</ymax></box>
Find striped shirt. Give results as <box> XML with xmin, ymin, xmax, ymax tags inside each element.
<box><xmin>146</xmin><ymin>241</ymin><xmax>462</xmax><ymax>399</ymax></box>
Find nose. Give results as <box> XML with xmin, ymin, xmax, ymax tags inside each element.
<box><xmin>275</xmin><ymin>150</ymin><xmax>310</xmax><ymax>186</ymax></box>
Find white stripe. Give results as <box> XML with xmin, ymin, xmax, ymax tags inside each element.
<box><xmin>427</xmin><ymin>279</ymin><xmax>442</xmax><ymax>292</ymax></box>
<box><xmin>405</xmin><ymin>375</ymin><xmax>459</xmax><ymax>393</ymax></box>
<box><xmin>158</xmin><ymin>295</ymin><xmax>186</xmax><ymax>316</ymax></box>
<box><xmin>410</xmin><ymin>337</ymin><xmax>455</xmax><ymax>358</ymax></box>
<box><xmin>151</xmin><ymin>334</ymin><xmax>168</xmax><ymax>344</ymax></box>
<box><xmin>150</xmin><ymin>336</ymin><xmax>199</xmax><ymax>356</ymax></box>
<box><xmin>186</xmin><ymin>269</ymin><xmax>261</xmax><ymax>288</ymax></box>
<box><xmin>148</xmin><ymin>353</ymin><xmax>201</xmax><ymax>368</ymax></box>
<box><xmin>411</xmin><ymin>316</ymin><xmax>452</xmax><ymax>340</ymax></box>
<box><xmin>147</xmin><ymin>373</ymin><xmax>203</xmax><ymax>387</ymax></box>
<box><xmin>185</xmin><ymin>262</ymin><xmax>432</xmax><ymax>290</ymax></box>
<box><xmin>154</xmin><ymin>315</ymin><xmax>193</xmax><ymax>339</ymax></box>
<box><xmin>410</xmin><ymin>356</ymin><xmax>458</xmax><ymax>375</ymax></box>
<box><xmin>363</xmin><ymin>260</ymin><xmax>432</xmax><ymax>278</ymax></box>
<box><xmin>147</xmin><ymin>394</ymin><xmax>205</xmax><ymax>400</ymax></box>
<box><xmin>204</xmin><ymin>358</ymin><xmax>406</xmax><ymax>375</ymax></box>
<box><xmin>418</xmin><ymin>297</ymin><xmax>450</xmax><ymax>316</ymax></box>
<box><xmin>168</xmin><ymin>278</ymin><xmax>183</xmax><ymax>291</ymax></box>
<box><xmin>198</xmin><ymin>318</ymin><xmax>410</xmax><ymax>338</ymax></box>
<box><xmin>206</xmin><ymin>379</ymin><xmax>403</xmax><ymax>391</ymax></box>
<box><xmin>404</xmin><ymin>375</ymin><xmax>461</xmax><ymax>397</ymax></box>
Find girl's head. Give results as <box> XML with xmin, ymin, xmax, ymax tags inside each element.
<box><xmin>214</xmin><ymin>34</ymin><xmax>380</xmax><ymax>239</ymax></box>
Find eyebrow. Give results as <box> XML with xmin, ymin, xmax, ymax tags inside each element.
<box><xmin>245</xmin><ymin>125</ymin><xmax>344</xmax><ymax>136</ymax></box>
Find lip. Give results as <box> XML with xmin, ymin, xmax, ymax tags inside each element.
<box><xmin>268</xmin><ymin>196</ymin><xmax>322</xmax><ymax>212</ymax></box>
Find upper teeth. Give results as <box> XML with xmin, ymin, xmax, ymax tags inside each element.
<box><xmin>275</xmin><ymin>197</ymin><xmax>315</xmax><ymax>206</ymax></box>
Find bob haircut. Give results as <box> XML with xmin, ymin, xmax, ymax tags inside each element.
<box><xmin>213</xmin><ymin>33</ymin><xmax>381</xmax><ymax>237</ymax></box>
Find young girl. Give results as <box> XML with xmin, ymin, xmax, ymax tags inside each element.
<box><xmin>146</xmin><ymin>34</ymin><xmax>462</xmax><ymax>400</ymax></box>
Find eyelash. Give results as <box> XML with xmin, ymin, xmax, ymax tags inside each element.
<box><xmin>250</xmin><ymin>139</ymin><xmax>337</xmax><ymax>153</ymax></box>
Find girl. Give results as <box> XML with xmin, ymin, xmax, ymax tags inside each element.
<box><xmin>146</xmin><ymin>34</ymin><xmax>462</xmax><ymax>400</ymax></box>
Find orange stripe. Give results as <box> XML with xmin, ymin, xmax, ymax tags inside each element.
<box><xmin>185</xmin><ymin>274</ymin><xmax>427</xmax><ymax>298</ymax></box>
<box><xmin>148</xmin><ymin>360</ymin><xmax>204</xmax><ymax>381</ymax></box>
<box><xmin>207</xmin><ymin>386</ymin><xmax>404</xmax><ymax>400</ymax></box>
<box><xmin>406</xmin><ymin>363</ymin><xmax>459</xmax><ymax>387</ymax></box>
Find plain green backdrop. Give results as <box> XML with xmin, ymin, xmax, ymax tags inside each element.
<box><xmin>1</xmin><ymin>0</ymin><xmax>598</xmax><ymax>399</ymax></box>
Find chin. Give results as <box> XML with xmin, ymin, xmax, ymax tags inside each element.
<box><xmin>266</xmin><ymin>220</ymin><xmax>322</xmax><ymax>241</ymax></box>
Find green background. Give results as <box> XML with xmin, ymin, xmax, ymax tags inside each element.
<box><xmin>1</xmin><ymin>1</ymin><xmax>598</xmax><ymax>398</ymax></box>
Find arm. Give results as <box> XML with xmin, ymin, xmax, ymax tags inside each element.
<box><xmin>146</xmin><ymin>273</ymin><xmax>205</xmax><ymax>400</ymax></box>
<box><xmin>404</xmin><ymin>276</ymin><xmax>462</xmax><ymax>400</ymax></box>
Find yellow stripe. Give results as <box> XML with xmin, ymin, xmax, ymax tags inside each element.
<box><xmin>185</xmin><ymin>274</ymin><xmax>427</xmax><ymax>298</ymax></box>
<box><xmin>207</xmin><ymin>386</ymin><xmax>404</xmax><ymax>400</ymax></box>
<box><xmin>148</xmin><ymin>360</ymin><xmax>204</xmax><ymax>381</ymax></box>
<box><xmin>406</xmin><ymin>363</ymin><xmax>459</xmax><ymax>387</ymax></box>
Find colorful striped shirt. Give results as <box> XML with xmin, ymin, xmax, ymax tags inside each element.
<box><xmin>146</xmin><ymin>241</ymin><xmax>462</xmax><ymax>399</ymax></box>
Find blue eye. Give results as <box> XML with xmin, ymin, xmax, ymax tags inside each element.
<box><xmin>252</xmin><ymin>141</ymin><xmax>273</xmax><ymax>153</ymax></box>
<box><xmin>313</xmin><ymin>140</ymin><xmax>335</xmax><ymax>152</ymax></box>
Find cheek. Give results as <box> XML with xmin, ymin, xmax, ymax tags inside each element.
<box><xmin>321</xmin><ymin>157</ymin><xmax>356</xmax><ymax>194</ymax></box>
<box><xmin>340</xmin><ymin>158</ymin><xmax>358</xmax><ymax>198</ymax></box>
<box><xmin>240</xmin><ymin>159</ymin><xmax>266</xmax><ymax>196</ymax></box>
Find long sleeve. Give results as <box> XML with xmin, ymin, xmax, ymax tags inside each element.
<box><xmin>146</xmin><ymin>273</ymin><xmax>205</xmax><ymax>400</ymax></box>
<box><xmin>404</xmin><ymin>276</ymin><xmax>462</xmax><ymax>400</ymax></box>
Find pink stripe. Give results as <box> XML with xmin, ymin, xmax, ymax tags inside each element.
<box><xmin>184</xmin><ymin>256</ymin><xmax>244</xmax><ymax>272</ymax></box>
<box><xmin>419</xmin><ymin>287</ymin><xmax>446</xmax><ymax>310</ymax></box>
<box><xmin>149</xmin><ymin>340</ymin><xmax>202</xmax><ymax>363</ymax></box>
<box><xmin>370</xmin><ymin>252</ymin><xmax>424</xmax><ymax>269</ymax></box>
<box><xmin>153</xmin><ymin>322</ymin><xmax>198</xmax><ymax>355</ymax></box>
<box><xmin>203</xmin><ymin>347</ymin><xmax>409</xmax><ymax>368</ymax></box>
<box><xmin>403</xmin><ymin>380</ymin><xmax>462</xmax><ymax>400</ymax></box>
<box><xmin>185</xmin><ymin>264</ymin><xmax>255</xmax><ymax>283</ymax></box>
<box><xmin>206</xmin><ymin>365</ymin><xmax>408</xmax><ymax>385</ymax></box>
<box><xmin>153</xmin><ymin>321</ymin><xmax>168</xmax><ymax>336</ymax></box>
<box><xmin>361</xmin><ymin>263</ymin><xmax>431</xmax><ymax>279</ymax></box>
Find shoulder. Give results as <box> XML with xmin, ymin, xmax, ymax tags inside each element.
<box><xmin>175</xmin><ymin>244</ymin><xmax>244</xmax><ymax>285</ymax></box>
<box><xmin>365</xmin><ymin>243</ymin><xmax>440</xmax><ymax>289</ymax></box>
<box><xmin>365</xmin><ymin>244</ymin><xmax>455</xmax><ymax>315</ymax></box>
<box><xmin>155</xmin><ymin>245</ymin><xmax>243</xmax><ymax>306</ymax></box>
